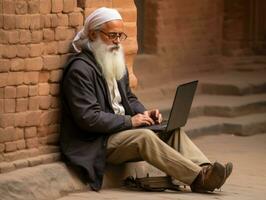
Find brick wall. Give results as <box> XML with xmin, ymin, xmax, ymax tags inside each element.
<box><xmin>135</xmin><ymin>0</ymin><xmax>224</xmax><ymax>88</ymax></box>
<box><xmin>0</xmin><ymin>0</ymin><xmax>137</xmax><ymax>173</ymax></box>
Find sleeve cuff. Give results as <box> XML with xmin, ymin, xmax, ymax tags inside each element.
<box><xmin>124</xmin><ymin>115</ymin><xmax>132</xmax><ymax>129</ymax></box>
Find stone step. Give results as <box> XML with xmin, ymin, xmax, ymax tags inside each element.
<box><xmin>142</xmin><ymin>93</ymin><xmax>266</xmax><ymax>119</ymax></box>
<box><xmin>185</xmin><ymin>113</ymin><xmax>266</xmax><ymax>137</ymax></box>
<box><xmin>134</xmin><ymin>70</ymin><xmax>266</xmax><ymax>101</ymax></box>
<box><xmin>0</xmin><ymin>161</ymin><xmax>159</xmax><ymax>200</ymax></box>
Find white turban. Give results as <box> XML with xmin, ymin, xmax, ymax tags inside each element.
<box><xmin>72</xmin><ymin>7</ymin><xmax>122</xmax><ymax>52</ymax></box>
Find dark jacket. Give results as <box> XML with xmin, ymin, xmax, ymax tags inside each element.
<box><xmin>60</xmin><ymin>49</ymin><xmax>146</xmax><ymax>191</ymax></box>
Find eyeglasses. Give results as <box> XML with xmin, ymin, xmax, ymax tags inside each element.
<box><xmin>98</xmin><ymin>30</ymin><xmax>127</xmax><ymax>41</ymax></box>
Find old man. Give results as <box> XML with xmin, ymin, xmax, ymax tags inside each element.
<box><xmin>60</xmin><ymin>7</ymin><xmax>232</xmax><ymax>193</ymax></box>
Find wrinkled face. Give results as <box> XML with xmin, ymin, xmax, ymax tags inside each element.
<box><xmin>88</xmin><ymin>20</ymin><xmax>125</xmax><ymax>51</ymax></box>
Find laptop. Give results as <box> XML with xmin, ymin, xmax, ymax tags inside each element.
<box><xmin>142</xmin><ymin>80</ymin><xmax>198</xmax><ymax>133</ymax></box>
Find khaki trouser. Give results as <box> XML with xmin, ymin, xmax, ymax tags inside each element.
<box><xmin>106</xmin><ymin>128</ymin><xmax>210</xmax><ymax>185</ymax></box>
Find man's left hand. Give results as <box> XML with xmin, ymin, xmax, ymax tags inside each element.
<box><xmin>143</xmin><ymin>109</ymin><xmax>163</xmax><ymax>124</ymax></box>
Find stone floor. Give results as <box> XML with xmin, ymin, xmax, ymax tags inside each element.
<box><xmin>58</xmin><ymin>133</ymin><xmax>266</xmax><ymax>200</ymax></box>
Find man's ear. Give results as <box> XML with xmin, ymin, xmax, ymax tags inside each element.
<box><xmin>88</xmin><ymin>30</ymin><xmax>97</xmax><ymax>41</ymax></box>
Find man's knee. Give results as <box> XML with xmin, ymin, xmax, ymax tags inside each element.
<box><xmin>134</xmin><ymin>129</ymin><xmax>158</xmax><ymax>143</ymax></box>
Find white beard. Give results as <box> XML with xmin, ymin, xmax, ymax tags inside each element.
<box><xmin>90</xmin><ymin>37</ymin><xmax>126</xmax><ymax>81</ymax></box>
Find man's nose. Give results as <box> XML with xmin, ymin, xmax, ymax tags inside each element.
<box><xmin>113</xmin><ymin>37</ymin><xmax>121</xmax><ymax>45</ymax></box>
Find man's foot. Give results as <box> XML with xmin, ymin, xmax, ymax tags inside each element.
<box><xmin>190</xmin><ymin>162</ymin><xmax>233</xmax><ymax>193</ymax></box>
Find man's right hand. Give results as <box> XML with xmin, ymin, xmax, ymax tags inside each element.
<box><xmin>131</xmin><ymin>113</ymin><xmax>155</xmax><ymax>128</ymax></box>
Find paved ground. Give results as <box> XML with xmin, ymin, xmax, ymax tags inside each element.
<box><xmin>58</xmin><ymin>133</ymin><xmax>266</xmax><ymax>200</ymax></box>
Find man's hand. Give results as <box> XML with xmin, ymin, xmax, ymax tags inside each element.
<box><xmin>131</xmin><ymin>113</ymin><xmax>155</xmax><ymax>128</ymax></box>
<box><xmin>143</xmin><ymin>109</ymin><xmax>163</xmax><ymax>124</ymax></box>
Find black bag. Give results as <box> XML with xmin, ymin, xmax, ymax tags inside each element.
<box><xmin>123</xmin><ymin>175</ymin><xmax>180</xmax><ymax>192</ymax></box>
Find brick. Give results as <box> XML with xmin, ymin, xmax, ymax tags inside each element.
<box><xmin>63</xmin><ymin>0</ymin><xmax>75</xmax><ymax>13</ymax></box>
<box><xmin>38</xmin><ymin>83</ymin><xmax>50</xmax><ymax>96</ymax></box>
<box><xmin>38</xmin><ymin>126</ymin><xmax>48</xmax><ymax>137</ymax></box>
<box><xmin>0</xmin><ymin>144</ymin><xmax>4</xmax><ymax>153</ymax></box>
<box><xmin>39</xmin><ymin>95</ymin><xmax>51</xmax><ymax>109</ymax></box>
<box><xmin>57</xmin><ymin>13</ymin><xmax>68</xmax><ymax>26</ymax></box>
<box><xmin>24</xmin><ymin>72</ymin><xmax>39</xmax><ymax>85</ymax></box>
<box><xmin>51</xmin><ymin>14</ymin><xmax>59</xmax><ymax>27</ymax></box>
<box><xmin>25</xmin><ymin>127</ymin><xmax>37</xmax><ymax>138</ymax></box>
<box><xmin>42</xmin><ymin>14</ymin><xmax>51</xmax><ymax>28</ymax></box>
<box><xmin>3</xmin><ymin>0</ymin><xmax>15</xmax><ymax>14</ymax></box>
<box><xmin>29</xmin><ymin>96</ymin><xmax>39</xmax><ymax>110</ymax></box>
<box><xmin>25</xmin><ymin>111</ymin><xmax>41</xmax><ymax>126</ymax></box>
<box><xmin>58</xmin><ymin>40</ymin><xmax>71</xmax><ymax>54</ymax></box>
<box><xmin>60</xmin><ymin>53</ymin><xmax>72</xmax><ymax>65</ymax></box>
<box><xmin>7</xmin><ymin>72</ymin><xmax>24</xmax><ymax>86</ymax></box>
<box><xmin>4</xmin><ymin>99</ymin><xmax>15</xmax><ymax>113</ymax></box>
<box><xmin>29</xmin><ymin>43</ymin><xmax>43</xmax><ymax>57</ymax></box>
<box><xmin>2</xmin><ymin>45</ymin><xmax>17</xmax><ymax>58</ymax></box>
<box><xmin>29</xmin><ymin>85</ymin><xmax>38</xmax><ymax>96</ymax></box>
<box><xmin>52</xmin><ymin>0</ymin><xmax>63</xmax><ymax>13</ymax></box>
<box><xmin>31</xmin><ymin>30</ymin><xmax>43</xmax><ymax>43</ymax></box>
<box><xmin>0</xmin><ymin>127</ymin><xmax>16</xmax><ymax>143</ymax></box>
<box><xmin>41</xmin><ymin>154</ymin><xmax>54</xmax><ymax>164</ymax></box>
<box><xmin>40</xmin><ymin>0</ymin><xmax>51</xmax><ymax>14</ymax></box>
<box><xmin>19</xmin><ymin>30</ymin><xmax>31</xmax><ymax>44</ymax></box>
<box><xmin>43</xmin><ymin>42</ymin><xmax>58</xmax><ymax>54</ymax></box>
<box><xmin>15</xmin><ymin>15</ymin><xmax>30</xmax><ymax>29</ymax></box>
<box><xmin>17</xmin><ymin>85</ymin><xmax>29</xmax><ymax>98</ymax></box>
<box><xmin>55</xmin><ymin>27</ymin><xmax>68</xmax><ymax>40</ymax></box>
<box><xmin>0</xmin><ymin>59</ymin><xmax>10</xmax><ymax>72</ymax></box>
<box><xmin>16</xmin><ymin>45</ymin><xmax>30</xmax><ymax>58</ymax></box>
<box><xmin>0</xmin><ymin>162</ymin><xmax>15</xmax><ymax>173</ymax></box>
<box><xmin>15</xmin><ymin>0</ymin><xmax>28</xmax><ymax>14</ymax></box>
<box><xmin>0</xmin><ymin>30</ymin><xmax>8</xmax><ymax>44</ymax></box>
<box><xmin>0</xmin><ymin>88</ymin><xmax>3</xmax><ymax>98</ymax></box>
<box><xmin>39</xmin><ymin>71</ymin><xmax>50</xmax><ymax>83</ymax></box>
<box><xmin>0</xmin><ymin>99</ymin><xmax>3</xmax><ymax>113</ymax></box>
<box><xmin>10</xmin><ymin>58</ymin><xmax>25</xmax><ymax>71</ymax></box>
<box><xmin>28</xmin><ymin>0</ymin><xmax>40</xmax><ymax>14</ymax></box>
<box><xmin>8</xmin><ymin>30</ymin><xmax>19</xmax><ymax>44</ymax></box>
<box><xmin>4</xmin><ymin>86</ymin><xmax>16</xmax><ymax>98</ymax></box>
<box><xmin>15</xmin><ymin>128</ymin><xmax>24</xmax><ymax>140</ymax></box>
<box><xmin>14</xmin><ymin>112</ymin><xmax>26</xmax><ymax>127</ymax></box>
<box><xmin>0</xmin><ymin>15</ymin><xmax>3</xmax><ymax>28</ymax></box>
<box><xmin>0</xmin><ymin>73</ymin><xmax>8</xmax><ymax>87</ymax></box>
<box><xmin>25</xmin><ymin>57</ymin><xmax>43</xmax><ymax>71</ymax></box>
<box><xmin>14</xmin><ymin>45</ymin><xmax>30</xmax><ymax>58</ymax></box>
<box><xmin>49</xmin><ymin>70</ymin><xmax>63</xmax><ymax>83</ymax></box>
<box><xmin>5</xmin><ymin>141</ymin><xmax>17</xmax><ymax>152</ymax></box>
<box><xmin>50</xmin><ymin>96</ymin><xmax>60</xmax><ymax>108</ymax></box>
<box><xmin>43</xmin><ymin>55</ymin><xmax>61</xmax><ymax>70</ymax></box>
<box><xmin>30</xmin><ymin>14</ymin><xmax>42</xmax><ymax>30</ymax></box>
<box><xmin>68</xmin><ymin>12</ymin><xmax>83</xmax><ymax>27</ymax></box>
<box><xmin>84</xmin><ymin>0</ymin><xmax>112</xmax><ymax>8</ymax></box>
<box><xmin>26</xmin><ymin>137</ymin><xmax>39</xmax><ymax>149</ymax></box>
<box><xmin>14</xmin><ymin>158</ymin><xmax>28</xmax><ymax>168</ymax></box>
<box><xmin>50</xmin><ymin>83</ymin><xmax>60</xmax><ymax>95</ymax></box>
<box><xmin>47</xmin><ymin>109</ymin><xmax>60</xmax><ymax>125</ymax></box>
<box><xmin>0</xmin><ymin>113</ymin><xmax>15</xmax><ymax>128</ymax></box>
<box><xmin>16</xmin><ymin>98</ymin><xmax>28</xmax><ymax>112</ymax></box>
<box><xmin>43</xmin><ymin>28</ymin><xmax>54</xmax><ymax>41</ymax></box>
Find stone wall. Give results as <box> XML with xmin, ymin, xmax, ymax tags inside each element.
<box><xmin>0</xmin><ymin>0</ymin><xmax>137</xmax><ymax>173</ymax></box>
